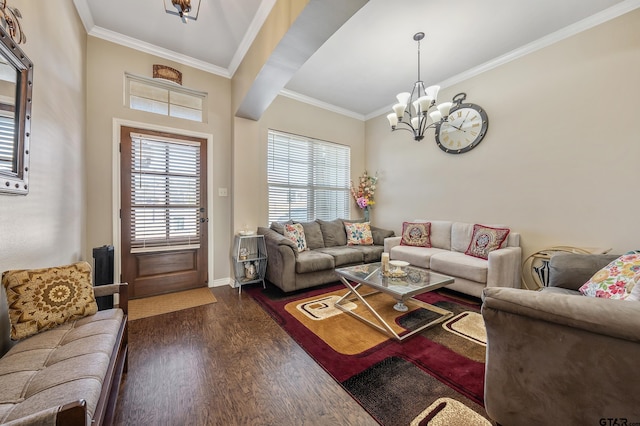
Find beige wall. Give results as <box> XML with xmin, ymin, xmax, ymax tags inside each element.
<box><xmin>85</xmin><ymin>38</ymin><xmax>232</xmax><ymax>285</ymax></box>
<box><xmin>365</xmin><ymin>9</ymin><xmax>640</xmax><ymax>260</ymax></box>
<box><xmin>0</xmin><ymin>1</ymin><xmax>86</xmax><ymax>353</ymax></box>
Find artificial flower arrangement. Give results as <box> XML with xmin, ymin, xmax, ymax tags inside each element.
<box><xmin>350</xmin><ymin>171</ymin><xmax>377</xmax><ymax>211</ymax></box>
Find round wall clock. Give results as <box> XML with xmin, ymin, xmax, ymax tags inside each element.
<box><xmin>435</xmin><ymin>93</ymin><xmax>489</xmax><ymax>154</ymax></box>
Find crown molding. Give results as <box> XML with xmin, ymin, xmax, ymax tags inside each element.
<box><xmin>72</xmin><ymin>0</ymin><xmax>94</xmax><ymax>33</ymax></box>
<box><xmin>228</xmin><ymin>0</ymin><xmax>277</xmax><ymax>77</ymax></box>
<box><xmin>88</xmin><ymin>26</ymin><xmax>231</xmax><ymax>77</ymax></box>
<box><xmin>279</xmin><ymin>90</ymin><xmax>365</xmax><ymax>121</ymax></box>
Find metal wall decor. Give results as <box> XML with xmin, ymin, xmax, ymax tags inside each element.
<box><xmin>0</xmin><ymin>0</ymin><xmax>25</xmax><ymax>44</ymax></box>
<box><xmin>153</xmin><ymin>64</ymin><xmax>182</xmax><ymax>85</ymax></box>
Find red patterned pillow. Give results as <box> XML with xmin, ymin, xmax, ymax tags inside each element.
<box><xmin>465</xmin><ymin>224</ymin><xmax>510</xmax><ymax>260</ymax></box>
<box><xmin>400</xmin><ymin>222</ymin><xmax>431</xmax><ymax>247</ymax></box>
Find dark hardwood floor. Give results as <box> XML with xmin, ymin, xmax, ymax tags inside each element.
<box><xmin>113</xmin><ymin>285</ymin><xmax>378</xmax><ymax>426</ymax></box>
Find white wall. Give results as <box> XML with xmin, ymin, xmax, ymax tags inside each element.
<box><xmin>0</xmin><ymin>1</ymin><xmax>86</xmax><ymax>354</ymax></box>
<box><xmin>365</xmin><ymin>9</ymin><xmax>640</xmax><ymax>260</ymax></box>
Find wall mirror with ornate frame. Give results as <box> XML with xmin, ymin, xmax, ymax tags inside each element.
<box><xmin>0</xmin><ymin>23</ymin><xmax>32</xmax><ymax>195</ymax></box>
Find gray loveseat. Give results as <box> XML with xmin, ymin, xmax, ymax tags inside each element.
<box><xmin>257</xmin><ymin>219</ymin><xmax>394</xmax><ymax>293</ymax></box>
<box><xmin>482</xmin><ymin>253</ymin><xmax>640</xmax><ymax>425</ymax></box>
<box><xmin>384</xmin><ymin>220</ymin><xmax>522</xmax><ymax>298</ymax></box>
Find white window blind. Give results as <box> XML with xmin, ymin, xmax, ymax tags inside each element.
<box><xmin>126</xmin><ymin>73</ymin><xmax>206</xmax><ymax>123</ymax></box>
<box><xmin>0</xmin><ymin>113</ymin><xmax>15</xmax><ymax>173</ymax></box>
<box><xmin>130</xmin><ymin>133</ymin><xmax>201</xmax><ymax>251</ymax></box>
<box><xmin>267</xmin><ymin>130</ymin><xmax>350</xmax><ymax>223</ymax></box>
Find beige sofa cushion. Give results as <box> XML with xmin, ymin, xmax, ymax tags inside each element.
<box><xmin>430</xmin><ymin>251</ymin><xmax>488</xmax><ymax>284</ymax></box>
<box><xmin>390</xmin><ymin>246</ymin><xmax>449</xmax><ymax>269</ymax></box>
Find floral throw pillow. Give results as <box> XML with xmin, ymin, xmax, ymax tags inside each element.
<box><xmin>464</xmin><ymin>224</ymin><xmax>510</xmax><ymax>260</ymax></box>
<box><xmin>400</xmin><ymin>222</ymin><xmax>431</xmax><ymax>247</ymax></box>
<box><xmin>2</xmin><ymin>261</ymin><xmax>98</xmax><ymax>340</ymax></box>
<box><xmin>344</xmin><ymin>221</ymin><xmax>374</xmax><ymax>246</ymax></box>
<box><xmin>579</xmin><ymin>251</ymin><xmax>640</xmax><ymax>300</ymax></box>
<box><xmin>284</xmin><ymin>223</ymin><xmax>308</xmax><ymax>252</ymax></box>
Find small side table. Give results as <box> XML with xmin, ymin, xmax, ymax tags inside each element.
<box><xmin>232</xmin><ymin>234</ymin><xmax>267</xmax><ymax>294</ymax></box>
<box><xmin>522</xmin><ymin>246</ymin><xmax>611</xmax><ymax>290</ymax></box>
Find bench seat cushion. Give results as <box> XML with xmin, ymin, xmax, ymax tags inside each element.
<box><xmin>0</xmin><ymin>309</ymin><xmax>124</xmax><ymax>424</ymax></box>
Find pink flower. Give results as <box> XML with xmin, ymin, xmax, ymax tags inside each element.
<box><xmin>595</xmin><ymin>290</ymin><xmax>611</xmax><ymax>298</ymax></box>
<box><xmin>357</xmin><ymin>197</ymin><xmax>369</xmax><ymax>208</ymax></box>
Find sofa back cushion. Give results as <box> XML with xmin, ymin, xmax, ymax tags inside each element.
<box><xmin>317</xmin><ymin>219</ymin><xmax>348</xmax><ymax>247</ymax></box>
<box><xmin>549</xmin><ymin>253</ymin><xmax>620</xmax><ymax>291</ymax></box>
<box><xmin>410</xmin><ymin>220</ymin><xmax>452</xmax><ymax>250</ymax></box>
<box><xmin>297</xmin><ymin>221</ymin><xmax>325</xmax><ymax>249</ymax></box>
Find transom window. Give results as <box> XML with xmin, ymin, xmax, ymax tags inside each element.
<box><xmin>267</xmin><ymin>130</ymin><xmax>350</xmax><ymax>223</ymax></box>
<box><xmin>125</xmin><ymin>73</ymin><xmax>207</xmax><ymax>123</ymax></box>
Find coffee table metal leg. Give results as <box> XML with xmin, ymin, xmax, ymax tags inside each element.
<box><xmin>335</xmin><ymin>277</ymin><xmax>453</xmax><ymax>341</ymax></box>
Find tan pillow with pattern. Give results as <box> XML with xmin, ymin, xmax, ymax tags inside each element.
<box><xmin>2</xmin><ymin>261</ymin><xmax>98</xmax><ymax>340</ymax></box>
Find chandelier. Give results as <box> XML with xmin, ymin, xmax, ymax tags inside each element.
<box><xmin>387</xmin><ymin>32</ymin><xmax>452</xmax><ymax>141</ymax></box>
<box><xmin>165</xmin><ymin>0</ymin><xmax>200</xmax><ymax>24</ymax></box>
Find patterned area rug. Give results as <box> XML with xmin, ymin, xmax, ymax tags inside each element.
<box><xmin>128</xmin><ymin>287</ymin><xmax>217</xmax><ymax>321</ymax></box>
<box><xmin>247</xmin><ymin>283</ymin><xmax>494</xmax><ymax>426</ymax></box>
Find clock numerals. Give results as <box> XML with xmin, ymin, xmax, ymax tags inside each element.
<box><xmin>435</xmin><ymin>103</ymin><xmax>488</xmax><ymax>154</ymax></box>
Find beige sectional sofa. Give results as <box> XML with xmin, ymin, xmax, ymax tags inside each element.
<box><xmin>0</xmin><ymin>263</ymin><xmax>128</xmax><ymax>426</ymax></box>
<box><xmin>384</xmin><ymin>220</ymin><xmax>521</xmax><ymax>298</ymax></box>
<box><xmin>258</xmin><ymin>219</ymin><xmax>394</xmax><ymax>293</ymax></box>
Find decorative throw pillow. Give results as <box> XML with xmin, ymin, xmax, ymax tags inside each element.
<box><xmin>2</xmin><ymin>261</ymin><xmax>98</xmax><ymax>340</ymax></box>
<box><xmin>284</xmin><ymin>223</ymin><xmax>308</xmax><ymax>252</ymax></box>
<box><xmin>344</xmin><ymin>221</ymin><xmax>374</xmax><ymax>246</ymax></box>
<box><xmin>464</xmin><ymin>224</ymin><xmax>510</xmax><ymax>260</ymax></box>
<box><xmin>627</xmin><ymin>272</ymin><xmax>640</xmax><ymax>302</ymax></box>
<box><xmin>400</xmin><ymin>222</ymin><xmax>431</xmax><ymax>247</ymax></box>
<box><xmin>579</xmin><ymin>251</ymin><xmax>640</xmax><ymax>300</ymax></box>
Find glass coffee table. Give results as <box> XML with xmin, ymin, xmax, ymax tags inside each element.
<box><xmin>334</xmin><ymin>262</ymin><xmax>455</xmax><ymax>341</ymax></box>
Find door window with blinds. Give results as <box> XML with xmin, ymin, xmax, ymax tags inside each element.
<box><xmin>267</xmin><ymin>130</ymin><xmax>350</xmax><ymax>223</ymax></box>
<box><xmin>129</xmin><ymin>133</ymin><xmax>201</xmax><ymax>252</ymax></box>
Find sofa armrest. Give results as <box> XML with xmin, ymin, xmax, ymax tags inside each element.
<box><xmin>2</xmin><ymin>400</ymin><xmax>87</xmax><ymax>426</ymax></box>
<box><xmin>482</xmin><ymin>287</ymin><xmax>640</xmax><ymax>425</ymax></box>
<box><xmin>384</xmin><ymin>236</ymin><xmax>401</xmax><ymax>253</ymax></box>
<box><xmin>486</xmin><ymin>246</ymin><xmax>522</xmax><ymax>288</ymax></box>
<box><xmin>93</xmin><ymin>283</ymin><xmax>128</xmax><ymax>315</ymax></box>
<box><xmin>258</xmin><ymin>227</ymin><xmax>298</xmax><ymax>291</ymax></box>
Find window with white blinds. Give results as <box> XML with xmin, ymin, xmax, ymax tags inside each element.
<box><xmin>129</xmin><ymin>133</ymin><xmax>201</xmax><ymax>251</ymax></box>
<box><xmin>0</xmin><ymin>112</ymin><xmax>15</xmax><ymax>173</ymax></box>
<box><xmin>267</xmin><ymin>130</ymin><xmax>350</xmax><ymax>223</ymax></box>
<box><xmin>126</xmin><ymin>73</ymin><xmax>206</xmax><ymax>123</ymax></box>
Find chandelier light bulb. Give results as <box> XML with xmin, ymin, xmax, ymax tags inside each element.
<box><xmin>387</xmin><ymin>113</ymin><xmax>398</xmax><ymax>127</ymax></box>
<box><xmin>392</xmin><ymin>103</ymin><xmax>407</xmax><ymax>118</ymax></box>
<box><xmin>396</xmin><ymin>92</ymin><xmax>411</xmax><ymax>105</ymax></box>
<box><xmin>437</xmin><ymin>102</ymin><xmax>453</xmax><ymax>117</ymax></box>
<box><xmin>429</xmin><ymin>110</ymin><xmax>442</xmax><ymax>123</ymax></box>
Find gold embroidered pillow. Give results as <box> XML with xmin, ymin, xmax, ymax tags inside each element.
<box><xmin>2</xmin><ymin>261</ymin><xmax>98</xmax><ymax>340</ymax></box>
<box><xmin>465</xmin><ymin>224</ymin><xmax>510</xmax><ymax>260</ymax></box>
<box><xmin>400</xmin><ymin>222</ymin><xmax>431</xmax><ymax>247</ymax></box>
<box><xmin>284</xmin><ymin>223</ymin><xmax>308</xmax><ymax>252</ymax></box>
<box><xmin>344</xmin><ymin>221</ymin><xmax>374</xmax><ymax>246</ymax></box>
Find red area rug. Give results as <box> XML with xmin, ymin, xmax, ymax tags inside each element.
<box><xmin>246</xmin><ymin>282</ymin><xmax>494</xmax><ymax>425</ymax></box>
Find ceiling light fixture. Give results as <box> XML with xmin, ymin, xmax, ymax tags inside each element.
<box><xmin>164</xmin><ymin>0</ymin><xmax>200</xmax><ymax>24</ymax></box>
<box><xmin>387</xmin><ymin>32</ymin><xmax>452</xmax><ymax>141</ymax></box>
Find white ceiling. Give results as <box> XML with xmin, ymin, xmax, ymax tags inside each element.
<box><xmin>74</xmin><ymin>0</ymin><xmax>639</xmax><ymax>120</ymax></box>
